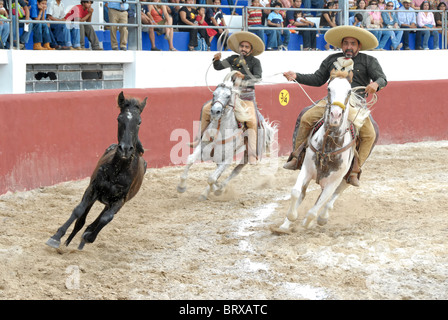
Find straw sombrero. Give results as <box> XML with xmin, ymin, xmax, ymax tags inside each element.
<box><xmin>227</xmin><ymin>31</ymin><xmax>265</xmax><ymax>56</ymax></box>
<box><xmin>324</xmin><ymin>26</ymin><xmax>378</xmax><ymax>51</ymax></box>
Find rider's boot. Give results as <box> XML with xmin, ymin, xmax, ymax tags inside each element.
<box><xmin>283</xmin><ymin>141</ymin><xmax>307</xmax><ymax>170</ymax></box>
<box><xmin>188</xmin><ymin>109</ymin><xmax>211</xmax><ymax>148</ymax></box>
<box><xmin>247</xmin><ymin>128</ymin><xmax>257</xmax><ymax>165</ymax></box>
<box><xmin>347</xmin><ymin>156</ymin><xmax>361</xmax><ymax>187</ymax></box>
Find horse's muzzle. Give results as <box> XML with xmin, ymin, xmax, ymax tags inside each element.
<box><xmin>117</xmin><ymin>143</ymin><xmax>134</xmax><ymax>159</ymax></box>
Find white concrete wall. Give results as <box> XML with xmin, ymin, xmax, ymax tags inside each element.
<box><xmin>1</xmin><ymin>49</ymin><xmax>448</xmax><ymax>94</ymax></box>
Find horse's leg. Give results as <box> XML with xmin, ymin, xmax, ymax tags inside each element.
<box><xmin>46</xmin><ymin>186</ymin><xmax>97</xmax><ymax>249</ymax></box>
<box><xmin>177</xmin><ymin>145</ymin><xmax>202</xmax><ymax>193</ymax></box>
<box><xmin>64</xmin><ymin>202</ymin><xmax>94</xmax><ymax>247</ymax></box>
<box><xmin>214</xmin><ymin>163</ymin><xmax>246</xmax><ymax>196</ymax></box>
<box><xmin>303</xmin><ymin>181</ymin><xmax>341</xmax><ymax>229</ymax></box>
<box><xmin>78</xmin><ymin>201</ymin><xmax>123</xmax><ymax>250</ymax></box>
<box><xmin>199</xmin><ymin>163</ymin><xmax>229</xmax><ymax>201</ymax></box>
<box><xmin>317</xmin><ymin>180</ymin><xmax>349</xmax><ymax>226</ymax></box>
<box><xmin>275</xmin><ymin>169</ymin><xmax>312</xmax><ymax>233</ymax></box>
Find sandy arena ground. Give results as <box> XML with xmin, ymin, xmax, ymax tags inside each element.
<box><xmin>0</xmin><ymin>141</ymin><xmax>447</xmax><ymax>300</ymax></box>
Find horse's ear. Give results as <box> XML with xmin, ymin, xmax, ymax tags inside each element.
<box><xmin>139</xmin><ymin>97</ymin><xmax>147</xmax><ymax>113</ymax></box>
<box><xmin>118</xmin><ymin>91</ymin><xmax>125</xmax><ymax>109</ymax></box>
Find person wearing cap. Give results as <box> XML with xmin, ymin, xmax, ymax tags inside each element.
<box><xmin>190</xmin><ymin>31</ymin><xmax>264</xmax><ymax>165</ymax></box>
<box><xmin>282</xmin><ymin>26</ymin><xmax>387</xmax><ymax>187</ymax></box>
<box><xmin>397</xmin><ymin>0</ymin><xmax>417</xmax><ymax>50</ymax></box>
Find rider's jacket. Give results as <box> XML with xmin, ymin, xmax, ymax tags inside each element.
<box><xmin>295</xmin><ymin>52</ymin><xmax>388</xmax><ymax>92</ymax></box>
<box><xmin>213</xmin><ymin>54</ymin><xmax>262</xmax><ymax>90</ymax></box>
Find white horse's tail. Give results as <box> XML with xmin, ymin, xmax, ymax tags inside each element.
<box><xmin>261</xmin><ymin>118</ymin><xmax>279</xmax><ymax>157</ymax></box>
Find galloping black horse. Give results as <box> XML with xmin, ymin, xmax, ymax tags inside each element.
<box><xmin>46</xmin><ymin>92</ymin><xmax>147</xmax><ymax>250</ymax></box>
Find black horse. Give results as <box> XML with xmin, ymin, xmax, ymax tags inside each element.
<box><xmin>46</xmin><ymin>92</ymin><xmax>147</xmax><ymax>250</ymax></box>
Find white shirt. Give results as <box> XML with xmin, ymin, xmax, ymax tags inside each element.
<box><xmin>47</xmin><ymin>0</ymin><xmax>66</xmax><ymax>20</ymax></box>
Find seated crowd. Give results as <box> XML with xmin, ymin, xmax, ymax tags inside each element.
<box><xmin>0</xmin><ymin>0</ymin><xmax>445</xmax><ymax>50</ymax></box>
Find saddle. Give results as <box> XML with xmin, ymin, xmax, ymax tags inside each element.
<box><xmin>287</xmin><ymin>118</ymin><xmax>358</xmax><ymax>172</ymax></box>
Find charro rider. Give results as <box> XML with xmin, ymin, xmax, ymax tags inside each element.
<box><xmin>189</xmin><ymin>31</ymin><xmax>264</xmax><ymax>164</ymax></box>
<box><xmin>283</xmin><ymin>26</ymin><xmax>387</xmax><ymax>187</ymax></box>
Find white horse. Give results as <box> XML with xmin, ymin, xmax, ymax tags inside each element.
<box><xmin>275</xmin><ymin>70</ymin><xmax>357</xmax><ymax>232</ymax></box>
<box><xmin>177</xmin><ymin>71</ymin><xmax>277</xmax><ymax>200</ymax></box>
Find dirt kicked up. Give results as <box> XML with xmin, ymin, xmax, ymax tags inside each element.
<box><xmin>1</xmin><ymin>141</ymin><xmax>447</xmax><ymax>300</ymax></box>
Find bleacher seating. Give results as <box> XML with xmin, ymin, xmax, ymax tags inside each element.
<box><xmin>20</xmin><ymin>28</ymin><xmax>442</xmax><ymax>51</ymax></box>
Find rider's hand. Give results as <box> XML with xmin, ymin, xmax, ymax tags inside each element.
<box><xmin>213</xmin><ymin>53</ymin><xmax>221</xmax><ymax>61</ymax></box>
<box><xmin>234</xmin><ymin>71</ymin><xmax>244</xmax><ymax>79</ymax></box>
<box><xmin>365</xmin><ymin>82</ymin><xmax>379</xmax><ymax>95</ymax></box>
<box><xmin>283</xmin><ymin>71</ymin><xmax>297</xmax><ymax>82</ymax></box>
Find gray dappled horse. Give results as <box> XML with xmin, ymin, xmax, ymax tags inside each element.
<box><xmin>177</xmin><ymin>71</ymin><xmax>277</xmax><ymax>200</ymax></box>
<box><xmin>46</xmin><ymin>92</ymin><xmax>147</xmax><ymax>250</ymax></box>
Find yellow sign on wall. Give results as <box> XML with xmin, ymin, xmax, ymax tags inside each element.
<box><xmin>279</xmin><ymin>89</ymin><xmax>289</xmax><ymax>106</ymax></box>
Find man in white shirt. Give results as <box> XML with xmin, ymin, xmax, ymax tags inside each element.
<box><xmin>397</xmin><ymin>0</ymin><xmax>417</xmax><ymax>50</ymax></box>
<box><xmin>47</xmin><ymin>0</ymin><xmax>81</xmax><ymax>49</ymax></box>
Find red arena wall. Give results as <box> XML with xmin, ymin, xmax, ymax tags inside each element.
<box><xmin>1</xmin><ymin>80</ymin><xmax>447</xmax><ymax>194</ymax></box>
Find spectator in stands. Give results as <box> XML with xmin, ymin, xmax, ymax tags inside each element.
<box><xmin>3</xmin><ymin>0</ymin><xmax>31</xmax><ymax>49</ymax></box>
<box><xmin>248</xmin><ymin>0</ymin><xmax>265</xmax><ymax>41</ymax></box>
<box><xmin>168</xmin><ymin>0</ymin><xmax>181</xmax><ymax>26</ymax></box>
<box><xmin>178</xmin><ymin>0</ymin><xmax>208</xmax><ymax>51</ymax></box>
<box><xmin>267</xmin><ymin>1</ymin><xmax>290</xmax><ymax>50</ymax></box>
<box><xmin>47</xmin><ymin>0</ymin><xmax>81</xmax><ymax>50</ymax></box>
<box><xmin>107</xmin><ymin>0</ymin><xmax>129</xmax><ymax>50</ymax></box>
<box><xmin>65</xmin><ymin>1</ymin><xmax>102</xmax><ymax>50</ymax></box>
<box><xmin>141</xmin><ymin>0</ymin><xmax>161</xmax><ymax>51</ymax></box>
<box><xmin>380</xmin><ymin>1</ymin><xmax>403</xmax><ymax>50</ymax></box>
<box><xmin>397</xmin><ymin>0</ymin><xmax>416</xmax><ymax>50</ymax></box>
<box><xmin>148</xmin><ymin>0</ymin><xmax>178</xmax><ymax>51</ymax></box>
<box><xmin>416</xmin><ymin>0</ymin><xmax>439</xmax><ymax>49</ymax></box>
<box><xmin>287</xmin><ymin>0</ymin><xmax>317</xmax><ymax>50</ymax></box>
<box><xmin>29</xmin><ymin>0</ymin><xmax>55</xmax><ymax>50</ymax></box>
<box><xmin>320</xmin><ymin>1</ymin><xmax>337</xmax><ymax>50</ymax></box>
<box><xmin>205</xmin><ymin>0</ymin><xmax>227</xmax><ymax>45</ymax></box>
<box><xmin>353</xmin><ymin>0</ymin><xmax>372</xmax><ymax>29</ymax></box>
<box><xmin>302</xmin><ymin>0</ymin><xmax>324</xmax><ymax>17</ymax></box>
<box><xmin>411</xmin><ymin>0</ymin><xmax>425</xmax><ymax>9</ymax></box>
<box><xmin>0</xmin><ymin>0</ymin><xmax>9</xmax><ymax>48</ymax></box>
<box><xmin>366</xmin><ymin>0</ymin><xmax>383</xmax><ymax>48</ymax></box>
<box><xmin>378</xmin><ymin>0</ymin><xmax>386</xmax><ymax>9</ymax></box>
<box><xmin>349</xmin><ymin>12</ymin><xmax>364</xmax><ymax>27</ymax></box>
<box><xmin>434</xmin><ymin>1</ymin><xmax>447</xmax><ymax>42</ymax></box>
<box><xmin>194</xmin><ymin>7</ymin><xmax>211</xmax><ymax>50</ymax></box>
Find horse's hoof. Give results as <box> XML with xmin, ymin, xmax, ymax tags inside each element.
<box><xmin>198</xmin><ymin>195</ymin><xmax>208</xmax><ymax>201</ymax></box>
<box><xmin>78</xmin><ymin>240</ymin><xmax>86</xmax><ymax>250</ymax></box>
<box><xmin>302</xmin><ymin>216</ymin><xmax>316</xmax><ymax>229</ymax></box>
<box><xmin>270</xmin><ymin>225</ymin><xmax>292</xmax><ymax>235</ymax></box>
<box><xmin>317</xmin><ymin>216</ymin><xmax>328</xmax><ymax>226</ymax></box>
<box><xmin>214</xmin><ymin>189</ymin><xmax>223</xmax><ymax>196</ymax></box>
<box><xmin>177</xmin><ymin>185</ymin><xmax>186</xmax><ymax>193</ymax></box>
<box><xmin>46</xmin><ymin>237</ymin><xmax>61</xmax><ymax>249</ymax></box>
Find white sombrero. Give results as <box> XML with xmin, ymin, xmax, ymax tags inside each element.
<box><xmin>324</xmin><ymin>26</ymin><xmax>378</xmax><ymax>51</ymax></box>
<box><xmin>227</xmin><ymin>31</ymin><xmax>265</xmax><ymax>56</ymax></box>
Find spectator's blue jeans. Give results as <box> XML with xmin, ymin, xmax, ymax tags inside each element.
<box><xmin>10</xmin><ymin>15</ymin><xmax>32</xmax><ymax>45</ymax></box>
<box><xmin>0</xmin><ymin>20</ymin><xmax>10</xmax><ymax>46</ymax></box>
<box><xmin>311</xmin><ymin>0</ymin><xmax>325</xmax><ymax>17</ymax></box>
<box><xmin>266</xmin><ymin>28</ymin><xmax>277</xmax><ymax>48</ymax></box>
<box><xmin>33</xmin><ymin>22</ymin><xmax>52</xmax><ymax>44</ymax></box>
<box><xmin>400</xmin><ymin>25</ymin><xmax>413</xmax><ymax>49</ymax></box>
<box><xmin>378</xmin><ymin>29</ymin><xmax>403</xmax><ymax>49</ymax></box>
<box><xmin>50</xmin><ymin>24</ymin><xmax>80</xmax><ymax>48</ymax></box>
<box><xmin>419</xmin><ymin>28</ymin><xmax>439</xmax><ymax>49</ymax></box>
<box><xmin>248</xmin><ymin>24</ymin><xmax>265</xmax><ymax>42</ymax></box>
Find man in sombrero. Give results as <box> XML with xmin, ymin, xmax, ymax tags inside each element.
<box><xmin>282</xmin><ymin>26</ymin><xmax>387</xmax><ymax>187</ymax></box>
<box><xmin>190</xmin><ymin>31</ymin><xmax>265</xmax><ymax>164</ymax></box>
